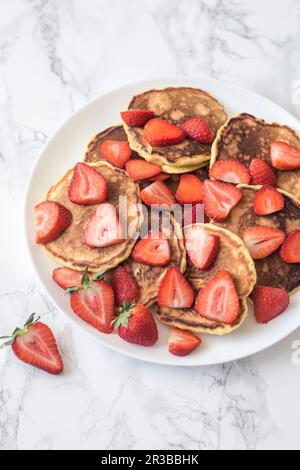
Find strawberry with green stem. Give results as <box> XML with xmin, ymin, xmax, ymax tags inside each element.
<box><xmin>113</xmin><ymin>301</ymin><xmax>158</xmax><ymax>346</ymax></box>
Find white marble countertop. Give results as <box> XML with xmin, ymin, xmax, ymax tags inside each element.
<box><xmin>1</xmin><ymin>0</ymin><xmax>300</xmax><ymax>451</ymax></box>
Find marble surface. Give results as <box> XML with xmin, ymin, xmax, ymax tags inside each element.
<box><xmin>1</xmin><ymin>0</ymin><xmax>300</xmax><ymax>451</ymax></box>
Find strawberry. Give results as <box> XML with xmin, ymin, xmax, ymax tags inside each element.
<box><xmin>53</xmin><ymin>267</ymin><xmax>84</xmax><ymax>290</ymax></box>
<box><xmin>141</xmin><ymin>181</ymin><xmax>175</xmax><ymax>208</ymax></box>
<box><xmin>67</xmin><ymin>268</ymin><xmax>115</xmax><ymax>334</ymax></box>
<box><xmin>0</xmin><ymin>313</ymin><xmax>63</xmax><ymax>375</ymax></box>
<box><xmin>168</xmin><ymin>328</ymin><xmax>201</xmax><ymax>357</ymax></box>
<box><xmin>69</xmin><ymin>162</ymin><xmax>108</xmax><ymax>206</ymax></box>
<box><xmin>175</xmin><ymin>174</ymin><xmax>204</xmax><ymax>204</ymax></box>
<box><xmin>126</xmin><ymin>160</ymin><xmax>162</xmax><ymax>181</ymax></box>
<box><xmin>113</xmin><ymin>303</ymin><xmax>158</xmax><ymax>347</ymax></box>
<box><xmin>35</xmin><ymin>201</ymin><xmax>72</xmax><ymax>245</ymax></box>
<box><xmin>100</xmin><ymin>140</ymin><xmax>132</xmax><ymax>169</ymax></box>
<box><xmin>249</xmin><ymin>158</ymin><xmax>277</xmax><ymax>186</ymax></box>
<box><xmin>143</xmin><ymin>118</ymin><xmax>186</xmax><ymax>147</ymax></box>
<box><xmin>279</xmin><ymin>230</ymin><xmax>300</xmax><ymax>263</ymax></box>
<box><xmin>111</xmin><ymin>266</ymin><xmax>140</xmax><ymax>307</ymax></box>
<box><xmin>180</xmin><ymin>117</ymin><xmax>213</xmax><ymax>144</ymax></box>
<box><xmin>243</xmin><ymin>225</ymin><xmax>286</xmax><ymax>260</ymax></box>
<box><xmin>121</xmin><ymin>109</ymin><xmax>154</xmax><ymax>127</ymax></box>
<box><xmin>252</xmin><ymin>286</ymin><xmax>289</xmax><ymax>324</ymax></box>
<box><xmin>195</xmin><ymin>271</ymin><xmax>240</xmax><ymax>324</ymax></box>
<box><xmin>132</xmin><ymin>232</ymin><xmax>171</xmax><ymax>267</ymax></box>
<box><xmin>148</xmin><ymin>173</ymin><xmax>170</xmax><ymax>182</ymax></box>
<box><xmin>203</xmin><ymin>180</ymin><xmax>243</xmax><ymax>222</ymax></box>
<box><xmin>271</xmin><ymin>141</ymin><xmax>300</xmax><ymax>170</ymax></box>
<box><xmin>209</xmin><ymin>159</ymin><xmax>251</xmax><ymax>185</ymax></box>
<box><xmin>158</xmin><ymin>267</ymin><xmax>194</xmax><ymax>308</ymax></box>
<box><xmin>84</xmin><ymin>203</ymin><xmax>124</xmax><ymax>248</ymax></box>
<box><xmin>184</xmin><ymin>225</ymin><xmax>220</xmax><ymax>270</ymax></box>
<box><xmin>182</xmin><ymin>204</ymin><xmax>208</xmax><ymax>226</ymax></box>
<box><xmin>253</xmin><ymin>185</ymin><xmax>285</xmax><ymax>216</ymax></box>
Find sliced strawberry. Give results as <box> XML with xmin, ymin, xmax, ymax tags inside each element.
<box><xmin>0</xmin><ymin>313</ymin><xmax>63</xmax><ymax>375</ymax></box>
<box><xmin>68</xmin><ymin>162</ymin><xmax>108</xmax><ymax>205</ymax></box>
<box><xmin>271</xmin><ymin>141</ymin><xmax>300</xmax><ymax>170</ymax></box>
<box><xmin>252</xmin><ymin>286</ymin><xmax>289</xmax><ymax>324</ymax></box>
<box><xmin>112</xmin><ymin>266</ymin><xmax>141</xmax><ymax>307</ymax></box>
<box><xmin>121</xmin><ymin>109</ymin><xmax>154</xmax><ymax>127</ymax></box>
<box><xmin>175</xmin><ymin>174</ymin><xmax>204</xmax><ymax>204</ymax></box>
<box><xmin>203</xmin><ymin>180</ymin><xmax>243</xmax><ymax>222</ymax></box>
<box><xmin>195</xmin><ymin>271</ymin><xmax>240</xmax><ymax>324</ymax></box>
<box><xmin>114</xmin><ymin>303</ymin><xmax>158</xmax><ymax>347</ymax></box>
<box><xmin>68</xmin><ymin>270</ymin><xmax>115</xmax><ymax>334</ymax></box>
<box><xmin>132</xmin><ymin>232</ymin><xmax>170</xmax><ymax>267</ymax></box>
<box><xmin>180</xmin><ymin>117</ymin><xmax>213</xmax><ymax>144</ymax></box>
<box><xmin>249</xmin><ymin>158</ymin><xmax>277</xmax><ymax>186</ymax></box>
<box><xmin>182</xmin><ymin>204</ymin><xmax>208</xmax><ymax>227</ymax></box>
<box><xmin>143</xmin><ymin>118</ymin><xmax>186</xmax><ymax>147</ymax></box>
<box><xmin>184</xmin><ymin>225</ymin><xmax>220</xmax><ymax>270</ymax></box>
<box><xmin>158</xmin><ymin>267</ymin><xmax>194</xmax><ymax>309</ymax></box>
<box><xmin>35</xmin><ymin>201</ymin><xmax>72</xmax><ymax>245</ymax></box>
<box><xmin>253</xmin><ymin>185</ymin><xmax>285</xmax><ymax>216</ymax></box>
<box><xmin>279</xmin><ymin>230</ymin><xmax>300</xmax><ymax>263</ymax></box>
<box><xmin>52</xmin><ymin>267</ymin><xmax>84</xmax><ymax>290</ymax></box>
<box><xmin>210</xmin><ymin>159</ymin><xmax>251</xmax><ymax>185</ymax></box>
<box><xmin>126</xmin><ymin>160</ymin><xmax>161</xmax><ymax>181</ymax></box>
<box><xmin>141</xmin><ymin>181</ymin><xmax>175</xmax><ymax>208</ymax></box>
<box><xmin>100</xmin><ymin>140</ymin><xmax>132</xmax><ymax>169</ymax></box>
<box><xmin>168</xmin><ymin>328</ymin><xmax>201</xmax><ymax>357</ymax></box>
<box><xmin>84</xmin><ymin>203</ymin><xmax>124</xmax><ymax>248</ymax></box>
<box><xmin>243</xmin><ymin>226</ymin><xmax>286</xmax><ymax>260</ymax></box>
<box><xmin>148</xmin><ymin>173</ymin><xmax>170</xmax><ymax>182</ymax></box>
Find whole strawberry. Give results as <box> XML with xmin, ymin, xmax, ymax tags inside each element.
<box><xmin>113</xmin><ymin>302</ymin><xmax>158</xmax><ymax>347</ymax></box>
<box><xmin>111</xmin><ymin>266</ymin><xmax>141</xmax><ymax>307</ymax></box>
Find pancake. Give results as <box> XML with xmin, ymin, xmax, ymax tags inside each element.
<box><xmin>185</xmin><ymin>224</ymin><xmax>257</xmax><ymax>299</ymax></box>
<box><xmin>123</xmin><ymin>213</ymin><xmax>186</xmax><ymax>306</ymax></box>
<box><xmin>211</xmin><ymin>113</ymin><xmax>300</xmax><ymax>199</ymax></box>
<box><xmin>214</xmin><ymin>185</ymin><xmax>300</xmax><ymax>293</ymax></box>
<box><xmin>45</xmin><ymin>162</ymin><xmax>143</xmax><ymax>272</ymax></box>
<box><xmin>155</xmin><ymin>298</ymin><xmax>248</xmax><ymax>336</ymax></box>
<box><xmin>123</xmin><ymin>87</ymin><xmax>228</xmax><ymax>173</ymax></box>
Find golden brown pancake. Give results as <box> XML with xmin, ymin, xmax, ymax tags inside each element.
<box><xmin>214</xmin><ymin>185</ymin><xmax>300</xmax><ymax>293</ymax></box>
<box><xmin>123</xmin><ymin>213</ymin><xmax>186</xmax><ymax>306</ymax></box>
<box><xmin>45</xmin><ymin>162</ymin><xmax>143</xmax><ymax>272</ymax></box>
<box><xmin>211</xmin><ymin>113</ymin><xmax>300</xmax><ymax>199</ymax></box>
<box><xmin>123</xmin><ymin>87</ymin><xmax>228</xmax><ymax>172</ymax></box>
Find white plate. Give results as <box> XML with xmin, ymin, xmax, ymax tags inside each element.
<box><xmin>24</xmin><ymin>77</ymin><xmax>300</xmax><ymax>367</ymax></box>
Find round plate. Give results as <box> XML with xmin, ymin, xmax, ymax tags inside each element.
<box><xmin>24</xmin><ymin>77</ymin><xmax>300</xmax><ymax>366</ymax></box>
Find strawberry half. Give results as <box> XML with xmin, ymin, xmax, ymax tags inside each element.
<box><xmin>121</xmin><ymin>109</ymin><xmax>154</xmax><ymax>127</ymax></box>
<box><xmin>203</xmin><ymin>180</ymin><xmax>243</xmax><ymax>222</ymax></box>
<box><xmin>84</xmin><ymin>203</ymin><xmax>124</xmax><ymax>248</ymax></box>
<box><xmin>68</xmin><ymin>162</ymin><xmax>108</xmax><ymax>205</ymax></box>
<box><xmin>141</xmin><ymin>181</ymin><xmax>175</xmax><ymax>208</ymax></box>
<box><xmin>175</xmin><ymin>174</ymin><xmax>204</xmax><ymax>204</ymax></box>
<box><xmin>100</xmin><ymin>140</ymin><xmax>132</xmax><ymax>169</ymax></box>
<box><xmin>53</xmin><ymin>267</ymin><xmax>84</xmax><ymax>290</ymax></box>
<box><xmin>252</xmin><ymin>286</ymin><xmax>289</xmax><ymax>324</ymax></box>
<box><xmin>249</xmin><ymin>158</ymin><xmax>277</xmax><ymax>186</ymax></box>
<box><xmin>112</xmin><ymin>266</ymin><xmax>141</xmax><ymax>307</ymax></box>
<box><xmin>184</xmin><ymin>225</ymin><xmax>220</xmax><ymax>270</ymax></box>
<box><xmin>148</xmin><ymin>173</ymin><xmax>170</xmax><ymax>182</ymax></box>
<box><xmin>271</xmin><ymin>141</ymin><xmax>300</xmax><ymax>170</ymax></box>
<box><xmin>0</xmin><ymin>313</ymin><xmax>63</xmax><ymax>375</ymax></box>
<box><xmin>181</xmin><ymin>117</ymin><xmax>213</xmax><ymax>144</ymax></box>
<box><xmin>126</xmin><ymin>160</ymin><xmax>162</xmax><ymax>181</ymax></box>
<box><xmin>243</xmin><ymin>225</ymin><xmax>286</xmax><ymax>260</ymax></box>
<box><xmin>67</xmin><ymin>268</ymin><xmax>115</xmax><ymax>334</ymax></box>
<box><xmin>253</xmin><ymin>185</ymin><xmax>285</xmax><ymax>216</ymax></box>
<box><xmin>158</xmin><ymin>267</ymin><xmax>194</xmax><ymax>309</ymax></box>
<box><xmin>168</xmin><ymin>328</ymin><xmax>201</xmax><ymax>357</ymax></box>
<box><xmin>195</xmin><ymin>271</ymin><xmax>240</xmax><ymax>324</ymax></box>
<box><xmin>279</xmin><ymin>230</ymin><xmax>300</xmax><ymax>263</ymax></box>
<box><xmin>132</xmin><ymin>232</ymin><xmax>171</xmax><ymax>267</ymax></box>
<box><xmin>113</xmin><ymin>303</ymin><xmax>158</xmax><ymax>347</ymax></box>
<box><xmin>209</xmin><ymin>159</ymin><xmax>251</xmax><ymax>185</ymax></box>
<box><xmin>143</xmin><ymin>118</ymin><xmax>186</xmax><ymax>147</ymax></box>
<box><xmin>35</xmin><ymin>201</ymin><xmax>72</xmax><ymax>245</ymax></box>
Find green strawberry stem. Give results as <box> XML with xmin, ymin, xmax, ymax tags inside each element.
<box><xmin>66</xmin><ymin>267</ymin><xmax>108</xmax><ymax>295</ymax></box>
<box><xmin>112</xmin><ymin>301</ymin><xmax>135</xmax><ymax>330</ymax></box>
<box><xmin>0</xmin><ymin>313</ymin><xmax>40</xmax><ymax>349</ymax></box>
